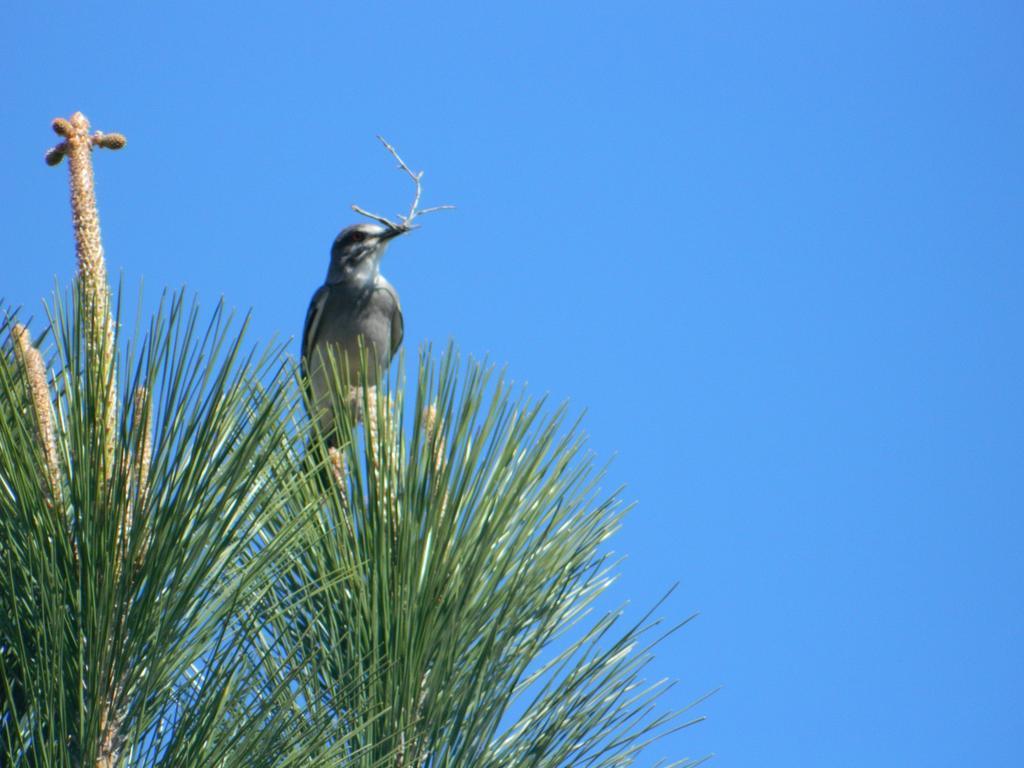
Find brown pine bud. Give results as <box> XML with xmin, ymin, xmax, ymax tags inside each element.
<box><xmin>52</xmin><ymin>117</ymin><xmax>73</xmax><ymax>137</ymax></box>
<box><xmin>45</xmin><ymin>146</ymin><xmax>66</xmax><ymax>166</ymax></box>
<box><xmin>93</xmin><ymin>132</ymin><xmax>127</xmax><ymax>150</ymax></box>
<box><xmin>11</xmin><ymin>324</ymin><xmax>61</xmax><ymax>506</ymax></box>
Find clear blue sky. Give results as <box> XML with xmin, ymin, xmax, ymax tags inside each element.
<box><xmin>3</xmin><ymin>2</ymin><xmax>1022</xmax><ymax>765</ymax></box>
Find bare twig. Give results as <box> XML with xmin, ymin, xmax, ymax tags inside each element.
<box><xmin>351</xmin><ymin>136</ymin><xmax>454</xmax><ymax>233</ymax></box>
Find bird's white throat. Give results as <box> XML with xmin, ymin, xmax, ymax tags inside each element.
<box><xmin>328</xmin><ymin>256</ymin><xmax>380</xmax><ymax>288</ymax></box>
<box><xmin>349</xmin><ymin>259</ymin><xmax>380</xmax><ymax>288</ymax></box>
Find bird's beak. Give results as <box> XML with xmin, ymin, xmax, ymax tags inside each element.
<box><xmin>379</xmin><ymin>226</ymin><xmax>407</xmax><ymax>242</ymax></box>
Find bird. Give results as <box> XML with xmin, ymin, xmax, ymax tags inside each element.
<box><xmin>302</xmin><ymin>222</ymin><xmax>407</xmax><ymax>438</ymax></box>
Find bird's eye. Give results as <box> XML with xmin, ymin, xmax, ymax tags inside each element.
<box><xmin>349</xmin><ymin>231</ymin><xmax>366</xmax><ymax>243</ymax></box>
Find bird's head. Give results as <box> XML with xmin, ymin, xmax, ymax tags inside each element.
<box><xmin>326</xmin><ymin>223</ymin><xmax>407</xmax><ymax>286</ymax></box>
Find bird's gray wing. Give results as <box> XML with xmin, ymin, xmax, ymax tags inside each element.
<box><xmin>381</xmin><ymin>281</ymin><xmax>404</xmax><ymax>356</ymax></box>
<box><xmin>301</xmin><ymin>284</ymin><xmax>330</xmax><ymax>377</ymax></box>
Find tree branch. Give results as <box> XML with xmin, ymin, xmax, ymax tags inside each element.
<box><xmin>351</xmin><ymin>136</ymin><xmax>454</xmax><ymax>233</ymax></box>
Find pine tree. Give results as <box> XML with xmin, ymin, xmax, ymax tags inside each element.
<box><xmin>0</xmin><ymin>113</ymin><xmax>706</xmax><ymax>767</ymax></box>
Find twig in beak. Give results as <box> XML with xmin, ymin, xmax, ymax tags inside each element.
<box><xmin>351</xmin><ymin>136</ymin><xmax>454</xmax><ymax>233</ymax></box>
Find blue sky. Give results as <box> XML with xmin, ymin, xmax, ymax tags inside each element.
<box><xmin>3</xmin><ymin>1</ymin><xmax>1022</xmax><ymax>764</ymax></box>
